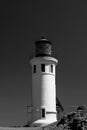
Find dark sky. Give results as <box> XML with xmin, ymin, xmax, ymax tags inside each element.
<box><xmin>0</xmin><ymin>0</ymin><xmax>87</xmax><ymax>126</ymax></box>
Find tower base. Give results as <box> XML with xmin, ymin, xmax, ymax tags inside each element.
<box><xmin>30</xmin><ymin>119</ymin><xmax>57</xmax><ymax>127</ymax></box>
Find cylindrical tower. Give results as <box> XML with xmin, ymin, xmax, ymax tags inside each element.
<box><xmin>30</xmin><ymin>37</ymin><xmax>58</xmax><ymax>127</ymax></box>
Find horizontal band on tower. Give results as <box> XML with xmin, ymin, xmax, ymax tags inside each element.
<box><xmin>46</xmin><ymin>111</ymin><xmax>57</xmax><ymax>114</ymax></box>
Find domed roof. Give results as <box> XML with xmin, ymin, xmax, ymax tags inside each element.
<box><xmin>35</xmin><ymin>36</ymin><xmax>52</xmax><ymax>45</ymax></box>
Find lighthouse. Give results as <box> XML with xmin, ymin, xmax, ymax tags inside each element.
<box><xmin>30</xmin><ymin>37</ymin><xmax>58</xmax><ymax>127</ymax></box>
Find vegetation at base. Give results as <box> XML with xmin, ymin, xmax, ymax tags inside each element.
<box><xmin>57</xmin><ymin>105</ymin><xmax>87</xmax><ymax>130</ymax></box>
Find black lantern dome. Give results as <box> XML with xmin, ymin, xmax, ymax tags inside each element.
<box><xmin>35</xmin><ymin>36</ymin><xmax>52</xmax><ymax>57</ymax></box>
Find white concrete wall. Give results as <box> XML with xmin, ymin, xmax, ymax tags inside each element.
<box><xmin>30</xmin><ymin>57</ymin><xmax>58</xmax><ymax>125</ymax></box>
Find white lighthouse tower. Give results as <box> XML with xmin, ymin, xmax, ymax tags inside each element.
<box><xmin>30</xmin><ymin>37</ymin><xmax>58</xmax><ymax>127</ymax></box>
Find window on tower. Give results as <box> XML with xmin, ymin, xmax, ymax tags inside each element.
<box><xmin>41</xmin><ymin>64</ymin><xmax>45</xmax><ymax>72</ymax></box>
<box><xmin>51</xmin><ymin>65</ymin><xmax>53</xmax><ymax>73</ymax></box>
<box><xmin>41</xmin><ymin>108</ymin><xmax>46</xmax><ymax>118</ymax></box>
<box><xmin>33</xmin><ymin>65</ymin><xmax>36</xmax><ymax>73</ymax></box>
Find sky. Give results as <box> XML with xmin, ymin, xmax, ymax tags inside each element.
<box><xmin>0</xmin><ymin>0</ymin><xmax>87</xmax><ymax>126</ymax></box>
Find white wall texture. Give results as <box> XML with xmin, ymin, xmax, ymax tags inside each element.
<box><xmin>30</xmin><ymin>57</ymin><xmax>58</xmax><ymax>126</ymax></box>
